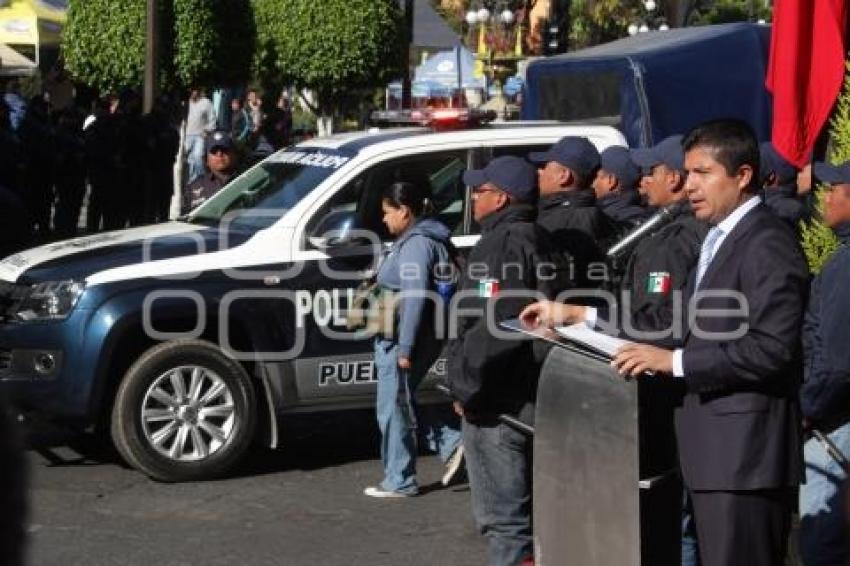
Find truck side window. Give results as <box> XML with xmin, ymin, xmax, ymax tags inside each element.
<box><xmin>305</xmin><ymin>150</ymin><xmax>469</xmax><ymax>247</ymax></box>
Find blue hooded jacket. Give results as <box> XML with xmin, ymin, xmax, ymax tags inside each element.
<box><xmin>376</xmin><ymin>218</ymin><xmax>452</xmax><ymax>358</ymax></box>
<box><xmin>802</xmin><ymin>222</ymin><xmax>850</xmax><ymax>426</ymax></box>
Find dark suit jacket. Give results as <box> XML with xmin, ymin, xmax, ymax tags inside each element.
<box><xmin>675</xmin><ymin>203</ymin><xmax>808</xmax><ymax>491</ymax></box>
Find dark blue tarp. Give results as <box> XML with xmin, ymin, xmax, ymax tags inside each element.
<box><xmin>521</xmin><ymin>23</ymin><xmax>772</xmax><ymax>148</ymax></box>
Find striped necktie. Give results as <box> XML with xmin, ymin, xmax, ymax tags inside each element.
<box><xmin>695</xmin><ymin>226</ymin><xmax>723</xmax><ymax>288</ymax></box>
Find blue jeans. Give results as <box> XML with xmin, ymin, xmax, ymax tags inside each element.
<box><xmin>682</xmin><ymin>488</ymin><xmax>700</xmax><ymax>566</ymax></box>
<box><xmin>374</xmin><ymin>338</ymin><xmax>461</xmax><ymax>494</ymax></box>
<box><xmin>462</xmin><ymin>418</ymin><xmax>533</xmax><ymax>566</ymax></box>
<box><xmin>185</xmin><ymin>134</ymin><xmax>206</xmax><ymax>184</ymax></box>
<box><xmin>800</xmin><ymin>422</ymin><xmax>850</xmax><ymax>566</ymax></box>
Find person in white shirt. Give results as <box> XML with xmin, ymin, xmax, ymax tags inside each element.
<box><xmin>185</xmin><ymin>88</ymin><xmax>216</xmax><ymax>184</ymax></box>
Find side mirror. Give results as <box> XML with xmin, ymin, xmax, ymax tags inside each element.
<box><xmin>308</xmin><ymin>209</ymin><xmax>372</xmax><ymax>250</ymax></box>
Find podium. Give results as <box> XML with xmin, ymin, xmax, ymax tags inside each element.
<box><xmin>533</xmin><ymin>344</ymin><xmax>681</xmax><ymax>565</ymax></box>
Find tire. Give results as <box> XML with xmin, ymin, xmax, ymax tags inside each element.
<box><xmin>110</xmin><ymin>339</ymin><xmax>257</xmax><ymax>482</ymax></box>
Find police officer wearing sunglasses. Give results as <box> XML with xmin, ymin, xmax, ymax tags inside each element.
<box><xmin>182</xmin><ymin>130</ymin><xmax>241</xmax><ymax>214</ymax></box>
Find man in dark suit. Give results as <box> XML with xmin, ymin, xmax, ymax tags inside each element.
<box><xmin>612</xmin><ymin>120</ymin><xmax>809</xmax><ymax>566</ymax></box>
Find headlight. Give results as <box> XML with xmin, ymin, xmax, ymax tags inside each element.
<box><xmin>16</xmin><ymin>280</ymin><xmax>86</xmax><ymax>321</ymax></box>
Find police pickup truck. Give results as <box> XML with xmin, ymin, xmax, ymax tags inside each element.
<box><xmin>0</xmin><ymin>120</ymin><xmax>625</xmax><ymax>481</ymax></box>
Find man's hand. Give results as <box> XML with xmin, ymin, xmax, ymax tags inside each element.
<box><xmin>519</xmin><ymin>301</ymin><xmax>587</xmax><ymax>329</ymax></box>
<box><xmin>452</xmin><ymin>401</ymin><xmax>464</xmax><ymax>417</ymax></box>
<box><xmin>611</xmin><ymin>343</ymin><xmax>673</xmax><ymax>378</ymax></box>
<box><xmin>398</xmin><ymin>356</ymin><xmax>411</xmax><ymax>370</ymax></box>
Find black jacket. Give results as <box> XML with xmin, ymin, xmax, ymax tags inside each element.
<box><xmin>447</xmin><ymin>205</ymin><xmax>571</xmax><ymax>418</ymax></box>
<box><xmin>762</xmin><ymin>184</ymin><xmax>806</xmax><ymax>230</ymax></box>
<box><xmin>609</xmin><ymin>206</ymin><xmax>707</xmax><ymax>345</ymax></box>
<box><xmin>537</xmin><ymin>189</ymin><xmax>609</xmax><ymax>287</ymax></box>
<box><xmin>0</xmin><ymin>185</ymin><xmax>31</xmax><ymax>258</ymax></box>
<box><xmin>598</xmin><ymin>190</ymin><xmax>651</xmax><ymax>228</ymax></box>
<box><xmin>182</xmin><ymin>170</ymin><xmax>234</xmax><ymax>214</ymax></box>
<box><xmin>801</xmin><ymin>222</ymin><xmax>850</xmax><ymax>428</ymax></box>
<box><xmin>597</xmin><ymin>190</ymin><xmax>651</xmax><ymax>250</ymax></box>
<box><xmin>676</xmin><ymin>203</ymin><xmax>808</xmax><ymax>491</ymax></box>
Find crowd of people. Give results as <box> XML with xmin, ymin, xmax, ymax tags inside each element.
<box><xmin>0</xmin><ymin>80</ymin><xmax>296</xmax><ymax>258</ymax></box>
<box><xmin>2</xmin><ymin>71</ymin><xmax>846</xmax><ymax>564</ymax></box>
<box><xmin>366</xmin><ymin>122</ymin><xmax>844</xmax><ymax>566</ymax></box>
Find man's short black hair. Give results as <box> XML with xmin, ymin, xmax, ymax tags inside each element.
<box><xmin>683</xmin><ymin>119</ymin><xmax>760</xmax><ymax>192</ymax></box>
<box><xmin>571</xmin><ymin>165</ymin><xmax>597</xmax><ymax>190</ymax></box>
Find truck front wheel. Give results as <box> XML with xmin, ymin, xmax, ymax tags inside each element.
<box><xmin>110</xmin><ymin>340</ymin><xmax>257</xmax><ymax>482</ymax></box>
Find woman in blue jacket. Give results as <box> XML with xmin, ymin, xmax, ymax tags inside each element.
<box><xmin>364</xmin><ymin>180</ymin><xmax>464</xmax><ymax>498</ymax></box>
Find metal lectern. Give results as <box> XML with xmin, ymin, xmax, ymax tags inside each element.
<box><xmin>533</xmin><ymin>344</ymin><xmax>681</xmax><ymax>566</ymax></box>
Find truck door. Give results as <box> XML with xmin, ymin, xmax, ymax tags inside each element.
<box><xmin>278</xmin><ymin>149</ymin><xmax>474</xmax><ymax>408</ymax></box>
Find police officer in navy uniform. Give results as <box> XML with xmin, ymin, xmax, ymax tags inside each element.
<box><xmin>521</xmin><ymin>135</ymin><xmax>708</xmax><ymax>565</ymax></box>
<box><xmin>759</xmin><ymin>141</ymin><xmax>806</xmax><ymax>229</ymax></box>
<box><xmin>447</xmin><ymin>156</ymin><xmax>571</xmax><ymax>566</ymax></box>
<box><xmin>529</xmin><ymin>136</ymin><xmax>610</xmax><ymax>287</ymax></box>
<box><xmin>523</xmin><ymin>136</ymin><xmax>707</xmax><ymax>337</ymax></box>
<box><xmin>616</xmin><ymin>135</ymin><xmax>709</xmax><ymax>336</ymax></box>
<box><xmin>799</xmin><ymin>159</ymin><xmax>850</xmax><ymax>566</ymax></box>
<box><xmin>182</xmin><ymin>131</ymin><xmax>240</xmax><ymax>214</ymax></box>
<box><xmin>592</xmin><ymin>145</ymin><xmax>650</xmax><ymax>249</ymax></box>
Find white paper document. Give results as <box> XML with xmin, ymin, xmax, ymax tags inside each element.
<box><xmin>554</xmin><ymin>323</ymin><xmax>634</xmax><ymax>358</ymax></box>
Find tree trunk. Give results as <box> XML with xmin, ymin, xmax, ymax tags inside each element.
<box><xmin>317</xmin><ymin>115</ymin><xmax>334</xmax><ymax>137</ymax></box>
<box><xmin>315</xmin><ymin>90</ymin><xmax>336</xmax><ymax>137</ymax></box>
<box><xmin>662</xmin><ymin>0</ymin><xmax>696</xmax><ymax>27</ymax></box>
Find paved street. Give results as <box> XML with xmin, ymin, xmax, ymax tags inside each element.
<box><xmin>21</xmin><ymin>409</ymin><xmax>486</xmax><ymax>566</ymax></box>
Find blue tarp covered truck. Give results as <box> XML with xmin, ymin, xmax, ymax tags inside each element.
<box><xmin>521</xmin><ymin>23</ymin><xmax>772</xmax><ymax>147</ymax></box>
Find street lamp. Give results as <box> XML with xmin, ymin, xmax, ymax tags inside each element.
<box><xmin>465</xmin><ymin>3</ymin><xmax>523</xmax><ymax>58</ymax></box>
<box><xmin>465</xmin><ymin>2</ymin><xmax>525</xmax><ymax>119</ymax></box>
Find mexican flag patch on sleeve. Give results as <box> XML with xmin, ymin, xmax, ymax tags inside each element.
<box><xmin>646</xmin><ymin>271</ymin><xmax>671</xmax><ymax>294</ymax></box>
<box><xmin>478</xmin><ymin>278</ymin><xmax>500</xmax><ymax>298</ymax></box>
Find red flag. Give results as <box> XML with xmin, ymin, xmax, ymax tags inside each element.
<box><xmin>766</xmin><ymin>0</ymin><xmax>847</xmax><ymax>168</ymax></box>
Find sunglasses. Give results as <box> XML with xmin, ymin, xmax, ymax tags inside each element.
<box><xmin>471</xmin><ymin>186</ymin><xmax>503</xmax><ymax>199</ymax></box>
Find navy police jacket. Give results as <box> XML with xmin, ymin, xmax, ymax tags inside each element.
<box><xmin>802</xmin><ymin>222</ymin><xmax>850</xmax><ymax>428</ymax></box>
<box><xmin>447</xmin><ymin>204</ymin><xmax>572</xmax><ymax>418</ymax></box>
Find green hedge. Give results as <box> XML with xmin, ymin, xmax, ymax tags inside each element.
<box><xmin>800</xmin><ymin>63</ymin><xmax>849</xmax><ymax>273</ymax></box>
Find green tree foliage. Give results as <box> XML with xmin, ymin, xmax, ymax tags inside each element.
<box><xmin>800</xmin><ymin>64</ymin><xmax>850</xmax><ymax>273</ymax></box>
<box><xmin>688</xmin><ymin>0</ymin><xmax>771</xmax><ymax>25</ymax></box>
<box><xmin>174</xmin><ymin>0</ymin><xmax>255</xmax><ymax>88</ymax></box>
<box><xmin>569</xmin><ymin>0</ymin><xmax>641</xmax><ymax>50</ymax></box>
<box><xmin>64</xmin><ymin>0</ymin><xmax>255</xmax><ymax>92</ymax></box>
<box><xmin>253</xmin><ymin>0</ymin><xmax>404</xmax><ymax>115</ymax></box>
<box><xmin>63</xmin><ymin>0</ymin><xmax>147</xmax><ymax>92</ymax></box>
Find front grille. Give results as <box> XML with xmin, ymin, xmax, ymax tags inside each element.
<box><xmin>0</xmin><ymin>349</ymin><xmax>11</xmax><ymax>371</ymax></box>
<box><xmin>0</xmin><ymin>282</ymin><xmax>28</xmax><ymax>323</ymax></box>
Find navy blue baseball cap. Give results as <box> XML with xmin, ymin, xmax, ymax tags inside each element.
<box><xmin>528</xmin><ymin>136</ymin><xmax>600</xmax><ymax>180</ymax></box>
<box><xmin>759</xmin><ymin>142</ymin><xmax>798</xmax><ymax>185</ymax></box>
<box><xmin>463</xmin><ymin>156</ymin><xmax>538</xmax><ymax>203</ymax></box>
<box><xmin>599</xmin><ymin>146</ymin><xmax>640</xmax><ymax>189</ymax></box>
<box><xmin>206</xmin><ymin>130</ymin><xmax>235</xmax><ymax>153</ymax></box>
<box><xmin>631</xmin><ymin>134</ymin><xmax>685</xmax><ymax>174</ymax></box>
<box><xmin>814</xmin><ymin>160</ymin><xmax>850</xmax><ymax>185</ymax></box>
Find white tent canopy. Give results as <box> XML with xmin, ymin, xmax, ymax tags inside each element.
<box><xmin>0</xmin><ymin>42</ymin><xmax>36</xmax><ymax>76</ymax></box>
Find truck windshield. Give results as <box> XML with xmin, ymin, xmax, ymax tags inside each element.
<box><xmin>186</xmin><ymin>148</ymin><xmax>354</xmax><ymax>230</ymax></box>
